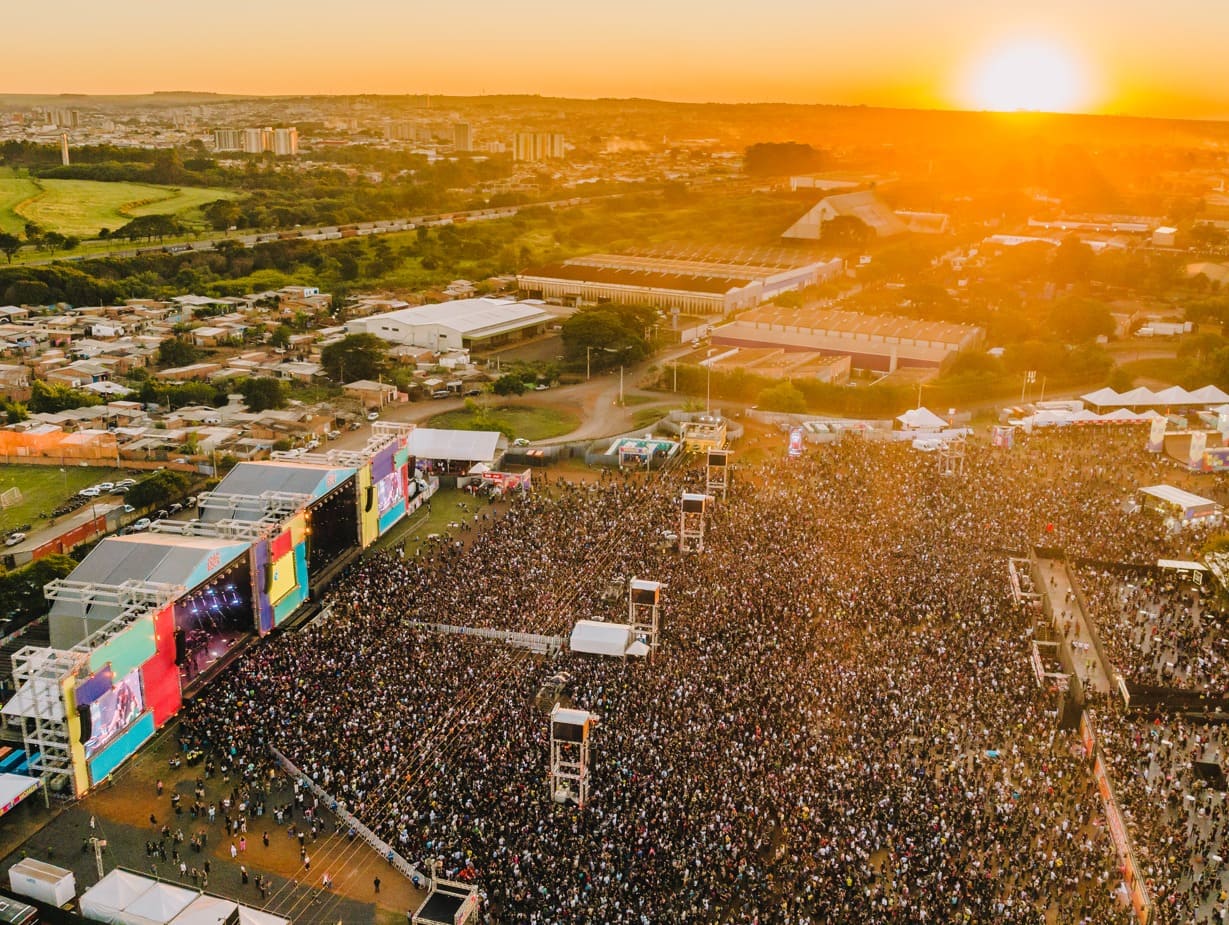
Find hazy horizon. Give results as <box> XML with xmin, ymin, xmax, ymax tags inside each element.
<box><xmin>4</xmin><ymin>0</ymin><xmax>1229</xmax><ymax>121</ymax></box>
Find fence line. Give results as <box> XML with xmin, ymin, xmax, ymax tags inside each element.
<box><xmin>407</xmin><ymin>621</ymin><xmax>563</xmax><ymax>654</ymax></box>
<box><xmin>268</xmin><ymin>745</ymin><xmax>425</xmax><ymax>885</ymax></box>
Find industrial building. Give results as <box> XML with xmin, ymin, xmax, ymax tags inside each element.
<box><xmin>783</xmin><ymin>191</ymin><xmax>908</xmax><ymax>240</ymax></box>
<box><xmin>344</xmin><ymin>298</ymin><xmax>554</xmax><ymax>352</ymax></box>
<box><xmin>518</xmin><ymin>252</ymin><xmax>844</xmax><ymax>315</ymax></box>
<box><xmin>711</xmin><ymin>306</ymin><xmax>983</xmax><ymax>372</ymax></box>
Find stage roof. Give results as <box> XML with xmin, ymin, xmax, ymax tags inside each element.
<box><xmin>49</xmin><ymin>534</ymin><xmax>251</xmax><ymax>649</ymax></box>
<box><xmin>1139</xmin><ymin>484</ymin><xmax>1222</xmax><ymax>513</ymax></box>
<box><xmin>203</xmin><ymin>461</ymin><xmax>356</xmax><ymax>522</ymax></box>
<box><xmin>407</xmin><ymin>428</ymin><xmax>504</xmax><ymax>464</ymax></box>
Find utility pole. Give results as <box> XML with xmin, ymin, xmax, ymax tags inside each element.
<box><xmin>618</xmin><ymin>366</ymin><xmax>624</xmax><ymax>406</ymax></box>
<box><xmin>89</xmin><ymin>837</ymin><xmax>106</xmax><ymax>881</ymax></box>
<box><xmin>586</xmin><ymin>346</ymin><xmax>591</xmax><ymax>382</ymax></box>
<box><xmin>706</xmin><ymin>364</ymin><xmax>711</xmax><ymax>414</ymax></box>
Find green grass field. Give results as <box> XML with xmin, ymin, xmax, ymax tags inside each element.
<box><xmin>0</xmin><ymin>464</ymin><xmax>131</xmax><ymax>535</ymax></box>
<box><xmin>428</xmin><ymin>405</ymin><xmax>580</xmax><ymax>441</ymax></box>
<box><xmin>0</xmin><ymin>177</ymin><xmax>236</xmax><ymax>238</ymax></box>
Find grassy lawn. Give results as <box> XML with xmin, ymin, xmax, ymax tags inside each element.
<box><xmin>5</xmin><ymin>179</ymin><xmax>236</xmax><ymax>238</ymax></box>
<box><xmin>1118</xmin><ymin>357</ymin><xmax>1187</xmax><ymax>384</ymax></box>
<box><xmin>631</xmin><ymin>405</ymin><xmax>674</xmax><ymax>430</ymax></box>
<box><xmin>0</xmin><ymin>176</ymin><xmax>41</xmax><ymax>235</ymax></box>
<box><xmin>0</xmin><ymin>464</ymin><xmax>131</xmax><ymax>534</ymax></box>
<box><xmin>369</xmin><ymin>488</ymin><xmax>475</xmax><ymax>557</ymax></box>
<box><xmin>428</xmin><ymin>405</ymin><xmax>580</xmax><ymax>441</ymax></box>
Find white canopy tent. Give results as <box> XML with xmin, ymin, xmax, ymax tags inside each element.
<box><xmin>896</xmin><ymin>407</ymin><xmax>948</xmax><ymax>431</ymax></box>
<box><xmin>570</xmin><ymin>620</ymin><xmax>644</xmax><ymax>658</ymax></box>
<box><xmin>116</xmin><ymin>881</ymin><xmax>196</xmax><ymax>925</ymax></box>
<box><xmin>80</xmin><ymin>870</ymin><xmax>155</xmax><ymax>923</ymax></box>
<box><xmin>236</xmin><ymin>908</ymin><xmax>291</xmax><ymax>925</ymax></box>
<box><xmin>1080</xmin><ymin>385</ymin><xmax>1229</xmax><ymax>408</ymax></box>
<box><xmin>169</xmin><ymin>895</ymin><xmax>238</xmax><ymax>925</ymax></box>
<box><xmin>0</xmin><ymin>773</ymin><xmax>39</xmax><ymax>817</ymax></box>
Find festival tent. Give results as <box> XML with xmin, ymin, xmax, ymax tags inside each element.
<box><xmin>896</xmin><ymin>407</ymin><xmax>948</xmax><ymax>431</ymax></box>
<box><xmin>1153</xmin><ymin>385</ymin><xmax>1192</xmax><ymax>404</ymax></box>
<box><xmin>1190</xmin><ymin>385</ymin><xmax>1229</xmax><ymax>404</ymax></box>
<box><xmin>569</xmin><ymin>620</ymin><xmax>641</xmax><ymax>658</ymax></box>
<box><xmin>0</xmin><ymin>772</ymin><xmax>39</xmax><ymax>817</ymax></box>
<box><xmin>115</xmin><ymin>880</ymin><xmax>195</xmax><ymax>924</ymax></box>
<box><xmin>1081</xmin><ymin>387</ymin><xmax>1121</xmax><ymax>409</ymax></box>
<box><xmin>79</xmin><ymin>869</ymin><xmax>155</xmax><ymax>923</ymax></box>
<box><xmin>1117</xmin><ymin>386</ymin><xmax>1159</xmax><ymax>406</ymax></box>
<box><xmin>236</xmin><ymin>908</ymin><xmax>291</xmax><ymax>925</ymax></box>
<box><xmin>169</xmin><ymin>895</ymin><xmax>238</xmax><ymax>925</ymax></box>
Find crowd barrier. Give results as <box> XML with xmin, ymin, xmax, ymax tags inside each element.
<box><xmin>407</xmin><ymin>621</ymin><xmax>563</xmax><ymax>655</ymax></box>
<box><xmin>268</xmin><ymin>745</ymin><xmax>425</xmax><ymax>885</ymax></box>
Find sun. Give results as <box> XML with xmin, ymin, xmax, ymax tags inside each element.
<box><xmin>965</xmin><ymin>37</ymin><xmax>1091</xmax><ymax>113</ymax></box>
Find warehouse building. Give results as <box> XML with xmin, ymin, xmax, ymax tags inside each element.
<box><xmin>345</xmin><ymin>298</ymin><xmax>553</xmax><ymax>352</ymax></box>
<box><xmin>711</xmin><ymin>306</ymin><xmax>983</xmax><ymax>372</ymax></box>
<box><xmin>517</xmin><ymin>252</ymin><xmax>844</xmax><ymax>315</ymax></box>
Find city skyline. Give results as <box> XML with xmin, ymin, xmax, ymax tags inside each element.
<box><xmin>2</xmin><ymin>0</ymin><xmax>1228</xmax><ymax>120</ymax></box>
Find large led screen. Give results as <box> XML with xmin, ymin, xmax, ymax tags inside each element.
<box><xmin>83</xmin><ymin>668</ymin><xmax>144</xmax><ymax>759</ymax></box>
<box><xmin>375</xmin><ymin>470</ymin><xmax>404</xmax><ymax>515</ymax></box>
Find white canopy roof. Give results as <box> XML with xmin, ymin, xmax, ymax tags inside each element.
<box><xmin>407</xmin><ymin>427</ymin><xmax>503</xmax><ymax>464</ymax></box>
<box><xmin>117</xmin><ymin>881</ymin><xmax>196</xmax><ymax>925</ymax></box>
<box><xmin>169</xmin><ymin>895</ymin><xmax>238</xmax><ymax>925</ymax></box>
<box><xmin>80</xmin><ymin>869</ymin><xmax>155</xmax><ymax>923</ymax></box>
<box><xmin>896</xmin><ymin>407</ymin><xmax>948</xmax><ymax>430</ymax></box>
<box><xmin>0</xmin><ymin>773</ymin><xmax>39</xmax><ymax>815</ymax></box>
<box><xmin>1081</xmin><ymin>387</ymin><xmax>1121</xmax><ymax>406</ymax></box>
<box><xmin>1140</xmin><ymin>484</ymin><xmax>1221</xmax><ymax>512</ymax></box>
<box><xmin>570</xmin><ymin>620</ymin><xmax>636</xmax><ymax>658</ymax></box>
<box><xmin>1081</xmin><ymin>385</ymin><xmax>1229</xmax><ymax>408</ymax></box>
<box><xmin>236</xmin><ymin>909</ymin><xmax>290</xmax><ymax>925</ymax></box>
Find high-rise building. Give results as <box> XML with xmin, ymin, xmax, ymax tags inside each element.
<box><xmin>242</xmin><ymin>127</ymin><xmax>266</xmax><ymax>154</ymax></box>
<box><xmin>272</xmin><ymin>127</ymin><xmax>299</xmax><ymax>157</ymax></box>
<box><xmin>513</xmin><ymin>132</ymin><xmax>566</xmax><ymax>162</ymax></box>
<box><xmin>453</xmin><ymin>122</ymin><xmax>472</xmax><ymax>152</ymax></box>
<box><xmin>384</xmin><ymin>121</ymin><xmax>415</xmax><ymax>141</ymax></box>
<box><xmin>213</xmin><ymin>128</ymin><xmax>243</xmax><ymax>152</ymax></box>
<box><xmin>60</xmin><ymin>133</ymin><xmax>70</xmax><ymax>167</ymax></box>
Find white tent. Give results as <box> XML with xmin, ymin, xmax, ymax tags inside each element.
<box><xmin>570</xmin><ymin>620</ymin><xmax>635</xmax><ymax>657</ymax></box>
<box><xmin>1117</xmin><ymin>386</ymin><xmax>1159</xmax><ymax>406</ymax></box>
<box><xmin>1153</xmin><ymin>385</ymin><xmax>1192</xmax><ymax>404</ymax></box>
<box><xmin>0</xmin><ymin>773</ymin><xmax>39</xmax><ymax>817</ymax></box>
<box><xmin>1190</xmin><ymin>385</ymin><xmax>1229</xmax><ymax>404</ymax></box>
<box><xmin>116</xmin><ymin>881</ymin><xmax>196</xmax><ymax>925</ymax></box>
<box><xmin>1081</xmin><ymin>387</ymin><xmax>1121</xmax><ymax>407</ymax></box>
<box><xmin>169</xmin><ymin>895</ymin><xmax>238</xmax><ymax>925</ymax></box>
<box><xmin>896</xmin><ymin>407</ymin><xmax>948</xmax><ymax>431</ymax></box>
<box><xmin>80</xmin><ymin>869</ymin><xmax>155</xmax><ymax>923</ymax></box>
<box><xmin>236</xmin><ymin>907</ymin><xmax>291</xmax><ymax>925</ymax></box>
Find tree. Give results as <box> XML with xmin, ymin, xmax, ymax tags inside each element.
<box><xmin>820</xmin><ymin>215</ymin><xmax>873</xmax><ymax>248</ymax></box>
<box><xmin>1046</xmin><ymin>297</ymin><xmax>1114</xmax><ymax>344</ymax></box>
<box><xmin>22</xmin><ymin>221</ymin><xmax>43</xmax><ymax>245</ymax></box>
<box><xmin>156</xmin><ymin>337</ymin><xmax>201</xmax><ymax>368</ymax></box>
<box><xmin>240</xmin><ymin>376</ymin><xmax>288</xmax><ymax>412</ymax></box>
<box><xmin>0</xmin><ymin>554</ymin><xmax>77</xmax><ymax>622</ymax></box>
<box><xmin>492</xmin><ymin>373</ymin><xmax>528</xmax><ymax>396</ymax></box>
<box><xmin>28</xmin><ymin>380</ymin><xmax>102</xmax><ymax>413</ymax></box>
<box><xmin>127</xmin><ymin>470</ymin><xmax>190</xmax><ymax>511</ymax></box>
<box><xmin>320</xmin><ymin>333</ymin><xmax>388</xmax><ymax>383</ymax></box>
<box><xmin>41</xmin><ymin>231</ymin><xmax>67</xmax><ymax>255</ymax></box>
<box><xmin>0</xmin><ymin>232</ymin><xmax>20</xmax><ymax>264</ymax></box>
<box><xmin>757</xmin><ymin>381</ymin><xmax>807</xmax><ymax>414</ymax></box>
<box><xmin>560</xmin><ymin>307</ymin><xmax>649</xmax><ymax>370</ymax></box>
<box><xmin>115</xmin><ymin>214</ymin><xmax>184</xmax><ymax>242</ymax></box>
<box><xmin>269</xmin><ymin>324</ymin><xmax>293</xmax><ymax>349</ymax></box>
<box><xmin>743</xmin><ymin>142</ymin><xmax>828</xmax><ymax>177</ymax></box>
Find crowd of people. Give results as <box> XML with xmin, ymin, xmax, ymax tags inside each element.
<box><xmin>179</xmin><ymin>426</ymin><xmax>1226</xmax><ymax>923</ymax></box>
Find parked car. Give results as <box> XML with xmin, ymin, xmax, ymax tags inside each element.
<box><xmin>184</xmin><ymin>495</ymin><xmax>197</xmax><ymax>507</ymax></box>
<box><xmin>463</xmin><ymin>388</ymin><xmax>483</xmax><ymax>397</ymax></box>
<box><xmin>5</xmin><ymin>532</ymin><xmax>26</xmax><ymax>547</ymax></box>
<box><xmin>97</xmin><ymin>482</ymin><xmax>115</xmax><ymax>492</ymax></box>
<box><xmin>131</xmin><ymin>518</ymin><xmax>151</xmax><ymax>532</ymax></box>
<box><xmin>367</xmin><ymin>411</ymin><xmax>380</xmax><ymax>421</ymax></box>
<box><xmin>116</xmin><ymin>478</ymin><xmax>137</xmax><ymax>488</ymax></box>
<box><xmin>169</xmin><ymin>503</ymin><xmax>183</xmax><ymax>514</ymax></box>
<box><xmin>326</xmin><ymin>430</ymin><xmax>341</xmax><ymax>440</ymax></box>
<box><xmin>431</xmin><ymin>389</ymin><xmax>451</xmax><ymax>399</ymax></box>
<box><xmin>79</xmin><ymin>487</ymin><xmax>101</xmax><ymax>498</ymax></box>
<box><xmin>113</xmin><ymin>484</ymin><xmax>130</xmax><ymax>494</ymax></box>
<box><xmin>513</xmin><ymin>438</ymin><xmax>531</xmax><ymax>447</ymax></box>
<box><xmin>155</xmin><ymin>509</ymin><xmax>169</xmax><ymax>519</ymax></box>
<box><xmin>122</xmin><ymin>504</ymin><xmax>136</xmax><ymax>514</ymax></box>
<box><xmin>534</xmin><ymin>384</ymin><xmax>549</xmax><ymax>391</ymax></box>
<box><xmin>348</xmin><ymin>421</ymin><xmax>362</xmax><ymax>431</ymax></box>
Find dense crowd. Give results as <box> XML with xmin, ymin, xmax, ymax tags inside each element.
<box><xmin>181</xmin><ymin>427</ymin><xmax>1224</xmax><ymax>923</ymax></box>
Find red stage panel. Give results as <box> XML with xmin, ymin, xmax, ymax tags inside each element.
<box><xmin>143</xmin><ymin>604</ymin><xmax>182</xmax><ymax>727</ymax></box>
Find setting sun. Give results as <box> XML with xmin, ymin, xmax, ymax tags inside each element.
<box><xmin>965</xmin><ymin>37</ymin><xmax>1092</xmax><ymax>113</ymax></box>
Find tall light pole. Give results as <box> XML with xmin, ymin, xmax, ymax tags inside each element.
<box><xmin>586</xmin><ymin>346</ymin><xmax>592</xmax><ymax>382</ymax></box>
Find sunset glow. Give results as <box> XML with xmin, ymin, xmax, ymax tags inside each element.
<box><xmin>964</xmin><ymin>38</ymin><xmax>1092</xmax><ymax>113</ymax></box>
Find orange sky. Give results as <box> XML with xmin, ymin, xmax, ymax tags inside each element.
<box><xmin>2</xmin><ymin>0</ymin><xmax>1227</xmax><ymax>119</ymax></box>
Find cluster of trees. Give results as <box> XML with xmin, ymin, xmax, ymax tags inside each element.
<box><xmin>320</xmin><ymin>333</ymin><xmax>388</xmax><ymax>383</ymax></box>
<box><xmin>0</xmin><ymin>554</ymin><xmax>77</xmax><ymax>623</ymax></box>
<box><xmin>560</xmin><ymin>304</ymin><xmax>657</xmax><ymax>371</ymax></box>
<box><xmin>0</xmin><ymin>221</ymin><xmax>80</xmax><ymax>263</ymax></box>
<box><xmin>743</xmin><ymin>142</ymin><xmax>828</xmax><ymax>177</ymax></box>
<box><xmin>29</xmin><ymin>380</ymin><xmax>102</xmax><ymax>413</ymax></box>
<box><xmin>128</xmin><ymin>469</ymin><xmax>190</xmax><ymax>511</ymax></box>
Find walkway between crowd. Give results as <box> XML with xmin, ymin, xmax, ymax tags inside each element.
<box><xmin>1036</xmin><ymin>557</ymin><xmax>1114</xmax><ymax>694</ymax></box>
